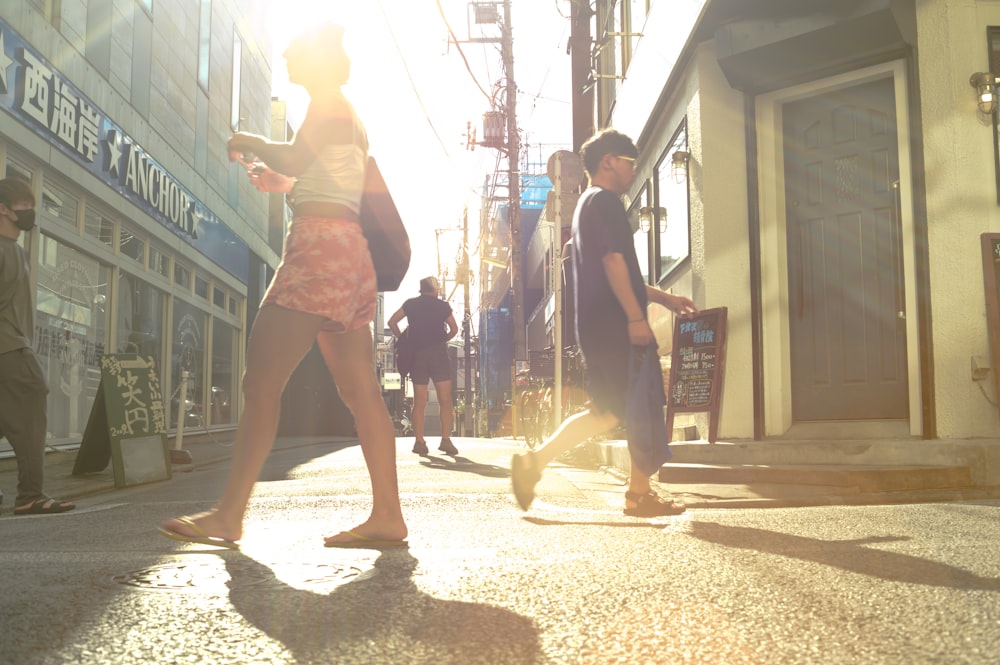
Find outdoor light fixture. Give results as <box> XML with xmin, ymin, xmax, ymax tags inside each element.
<box><xmin>970</xmin><ymin>72</ymin><xmax>999</xmax><ymax>115</ymax></box>
<box><xmin>638</xmin><ymin>206</ymin><xmax>666</xmax><ymax>233</ymax></box>
<box><xmin>671</xmin><ymin>150</ymin><xmax>691</xmax><ymax>184</ymax></box>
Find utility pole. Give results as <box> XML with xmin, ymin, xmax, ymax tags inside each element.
<box><xmin>569</xmin><ymin>0</ymin><xmax>595</xmax><ymax>152</ymax></box>
<box><xmin>462</xmin><ymin>207</ymin><xmax>473</xmax><ymax>436</ymax></box>
<box><xmin>501</xmin><ymin>0</ymin><xmax>525</xmax><ymax>363</ymax></box>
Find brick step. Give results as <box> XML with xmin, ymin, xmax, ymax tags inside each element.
<box><xmin>658</xmin><ymin>463</ymin><xmax>974</xmax><ymax>492</ymax></box>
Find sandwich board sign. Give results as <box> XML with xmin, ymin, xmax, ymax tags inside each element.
<box><xmin>665</xmin><ymin>307</ymin><xmax>728</xmax><ymax>443</ymax></box>
<box><xmin>72</xmin><ymin>354</ymin><xmax>171</xmax><ymax>488</ymax></box>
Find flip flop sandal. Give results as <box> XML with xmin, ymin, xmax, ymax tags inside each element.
<box><xmin>13</xmin><ymin>497</ymin><xmax>76</xmax><ymax>515</ymax></box>
<box><xmin>624</xmin><ymin>490</ymin><xmax>686</xmax><ymax>517</ymax></box>
<box><xmin>323</xmin><ymin>530</ymin><xmax>408</xmax><ymax>549</ymax></box>
<box><xmin>158</xmin><ymin>516</ymin><xmax>240</xmax><ymax>549</ymax></box>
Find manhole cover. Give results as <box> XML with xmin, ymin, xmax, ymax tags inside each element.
<box><xmin>113</xmin><ymin>559</ymin><xmax>376</xmax><ymax>594</ymax></box>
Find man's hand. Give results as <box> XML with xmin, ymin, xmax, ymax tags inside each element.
<box><xmin>628</xmin><ymin>319</ymin><xmax>655</xmax><ymax>346</ymax></box>
<box><xmin>663</xmin><ymin>293</ymin><xmax>698</xmax><ymax>317</ymax></box>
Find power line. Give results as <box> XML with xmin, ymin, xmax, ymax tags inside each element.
<box><xmin>377</xmin><ymin>0</ymin><xmax>454</xmax><ymax>160</ymax></box>
<box><xmin>435</xmin><ymin>0</ymin><xmax>496</xmax><ymax>105</ymax></box>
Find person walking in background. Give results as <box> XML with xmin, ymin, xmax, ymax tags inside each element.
<box><xmin>388</xmin><ymin>277</ymin><xmax>459</xmax><ymax>456</ymax></box>
<box><xmin>511</xmin><ymin>129</ymin><xmax>698</xmax><ymax>517</ymax></box>
<box><xmin>0</xmin><ymin>177</ymin><xmax>75</xmax><ymax>516</ymax></box>
<box><xmin>159</xmin><ymin>23</ymin><xmax>406</xmax><ymax>549</ymax></box>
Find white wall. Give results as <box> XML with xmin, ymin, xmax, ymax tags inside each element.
<box><xmin>688</xmin><ymin>44</ymin><xmax>755</xmax><ymax>440</ymax></box>
<box><xmin>916</xmin><ymin>0</ymin><xmax>1000</xmax><ymax>436</ymax></box>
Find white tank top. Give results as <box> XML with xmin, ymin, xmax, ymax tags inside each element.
<box><xmin>291</xmin><ymin>101</ymin><xmax>368</xmax><ymax>213</ymax></box>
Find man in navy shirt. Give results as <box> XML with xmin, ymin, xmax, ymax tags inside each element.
<box><xmin>511</xmin><ymin>130</ymin><xmax>697</xmax><ymax>517</ymax></box>
<box><xmin>389</xmin><ymin>277</ymin><xmax>459</xmax><ymax>455</ymax></box>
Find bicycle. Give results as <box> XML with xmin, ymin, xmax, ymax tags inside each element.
<box><xmin>519</xmin><ymin>346</ymin><xmax>588</xmax><ymax>449</ymax></box>
<box><xmin>517</xmin><ymin>370</ymin><xmax>546</xmax><ymax>449</ymax></box>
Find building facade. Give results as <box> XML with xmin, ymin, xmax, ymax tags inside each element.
<box><xmin>1</xmin><ymin>0</ymin><xmax>278</xmax><ymax>445</ymax></box>
<box><xmin>571</xmin><ymin>0</ymin><xmax>1000</xmax><ymax>441</ymax></box>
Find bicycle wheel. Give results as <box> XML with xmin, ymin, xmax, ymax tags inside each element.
<box><xmin>519</xmin><ymin>390</ymin><xmax>540</xmax><ymax>449</ymax></box>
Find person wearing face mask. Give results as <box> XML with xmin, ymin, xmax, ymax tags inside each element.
<box><xmin>0</xmin><ymin>177</ymin><xmax>76</xmax><ymax>515</ymax></box>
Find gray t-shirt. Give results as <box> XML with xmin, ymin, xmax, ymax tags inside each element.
<box><xmin>0</xmin><ymin>236</ymin><xmax>33</xmax><ymax>354</ymax></box>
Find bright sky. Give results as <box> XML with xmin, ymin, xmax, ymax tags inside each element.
<box><xmin>260</xmin><ymin>0</ymin><xmax>573</xmax><ymax>320</ymax></box>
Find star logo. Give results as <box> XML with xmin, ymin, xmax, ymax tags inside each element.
<box><xmin>105</xmin><ymin>130</ymin><xmax>124</xmax><ymax>178</ymax></box>
<box><xmin>0</xmin><ymin>29</ymin><xmax>15</xmax><ymax>95</ymax></box>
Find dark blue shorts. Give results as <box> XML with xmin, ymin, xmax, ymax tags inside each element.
<box><xmin>410</xmin><ymin>343</ymin><xmax>451</xmax><ymax>385</ymax></box>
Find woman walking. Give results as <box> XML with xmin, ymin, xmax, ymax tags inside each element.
<box><xmin>159</xmin><ymin>23</ymin><xmax>406</xmax><ymax>549</ymax></box>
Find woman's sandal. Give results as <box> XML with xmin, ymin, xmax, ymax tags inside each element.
<box><xmin>624</xmin><ymin>490</ymin><xmax>686</xmax><ymax>517</ymax></box>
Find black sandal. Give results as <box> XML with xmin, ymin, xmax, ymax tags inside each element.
<box><xmin>13</xmin><ymin>496</ymin><xmax>76</xmax><ymax>515</ymax></box>
<box><xmin>624</xmin><ymin>490</ymin><xmax>686</xmax><ymax>517</ymax></box>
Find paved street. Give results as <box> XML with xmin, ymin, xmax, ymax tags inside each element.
<box><xmin>1</xmin><ymin>437</ymin><xmax>998</xmax><ymax>664</ymax></box>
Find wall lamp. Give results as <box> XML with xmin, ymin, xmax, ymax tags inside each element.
<box><xmin>970</xmin><ymin>72</ymin><xmax>999</xmax><ymax>115</ymax></box>
<box><xmin>671</xmin><ymin>150</ymin><xmax>691</xmax><ymax>184</ymax></box>
<box><xmin>638</xmin><ymin>206</ymin><xmax>666</xmax><ymax>233</ymax></box>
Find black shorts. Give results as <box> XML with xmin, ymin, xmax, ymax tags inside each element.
<box><xmin>410</xmin><ymin>343</ymin><xmax>451</xmax><ymax>385</ymax></box>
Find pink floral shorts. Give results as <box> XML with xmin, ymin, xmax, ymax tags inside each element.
<box><xmin>261</xmin><ymin>216</ymin><xmax>376</xmax><ymax>332</ymax></box>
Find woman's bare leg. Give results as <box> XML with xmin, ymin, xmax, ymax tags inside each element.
<box><xmin>316</xmin><ymin>325</ymin><xmax>407</xmax><ymax>544</ymax></box>
<box><xmin>160</xmin><ymin>305</ymin><xmax>326</xmax><ymax>542</ymax></box>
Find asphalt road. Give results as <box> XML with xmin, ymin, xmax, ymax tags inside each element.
<box><xmin>1</xmin><ymin>437</ymin><xmax>998</xmax><ymax>664</ymax></box>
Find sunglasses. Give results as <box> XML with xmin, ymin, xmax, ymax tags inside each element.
<box><xmin>615</xmin><ymin>155</ymin><xmax>637</xmax><ymax>170</ymax></box>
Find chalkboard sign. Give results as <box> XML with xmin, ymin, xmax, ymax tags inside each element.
<box><xmin>73</xmin><ymin>354</ymin><xmax>171</xmax><ymax>488</ymax></box>
<box><xmin>982</xmin><ymin>234</ymin><xmax>1000</xmax><ymax>419</ymax></box>
<box><xmin>665</xmin><ymin>307</ymin><xmax>728</xmax><ymax>443</ymax></box>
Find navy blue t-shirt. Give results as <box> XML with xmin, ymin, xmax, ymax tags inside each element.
<box><xmin>402</xmin><ymin>294</ymin><xmax>452</xmax><ymax>350</ymax></box>
<box><xmin>570</xmin><ymin>186</ymin><xmax>648</xmax><ymax>418</ymax></box>
<box><xmin>572</xmin><ymin>186</ymin><xmax>647</xmax><ymax>344</ymax></box>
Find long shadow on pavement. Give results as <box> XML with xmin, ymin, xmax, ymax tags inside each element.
<box><xmin>225</xmin><ymin>550</ymin><xmax>543</xmax><ymax>662</ymax></box>
<box><xmin>523</xmin><ymin>515</ymin><xmax>669</xmax><ymax>529</ymax></box>
<box><xmin>688</xmin><ymin>521</ymin><xmax>1000</xmax><ymax>592</ymax></box>
<box><xmin>417</xmin><ymin>455</ymin><xmax>510</xmax><ymax>479</ymax></box>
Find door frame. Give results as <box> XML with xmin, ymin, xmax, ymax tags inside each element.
<box><xmin>755</xmin><ymin>60</ymin><xmax>922</xmax><ymax>437</ymax></box>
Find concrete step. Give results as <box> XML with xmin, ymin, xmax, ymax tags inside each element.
<box><xmin>658</xmin><ymin>462</ymin><xmax>974</xmax><ymax>492</ymax></box>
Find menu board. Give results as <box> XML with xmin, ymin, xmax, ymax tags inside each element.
<box><xmin>73</xmin><ymin>354</ymin><xmax>171</xmax><ymax>488</ymax></box>
<box><xmin>665</xmin><ymin>307</ymin><xmax>728</xmax><ymax>443</ymax></box>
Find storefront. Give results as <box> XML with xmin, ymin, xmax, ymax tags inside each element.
<box><xmin>1</xmin><ymin>17</ymin><xmax>260</xmax><ymax>444</ymax></box>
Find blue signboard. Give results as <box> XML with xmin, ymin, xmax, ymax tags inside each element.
<box><xmin>0</xmin><ymin>20</ymin><xmax>250</xmax><ymax>284</ymax></box>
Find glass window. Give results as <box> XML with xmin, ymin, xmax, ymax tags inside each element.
<box><xmin>210</xmin><ymin>320</ymin><xmax>236</xmax><ymax>425</ymax></box>
<box><xmin>172</xmin><ymin>300</ymin><xmax>206</xmax><ymax>429</ymax></box>
<box><xmin>40</xmin><ymin>181</ymin><xmax>78</xmax><ymax>230</ymax></box>
<box><xmin>34</xmin><ymin>236</ymin><xmax>110</xmax><ymax>440</ymax></box>
<box><xmin>5</xmin><ymin>157</ymin><xmax>33</xmax><ymax>183</ymax></box>
<box><xmin>119</xmin><ymin>225</ymin><xmax>145</xmax><ymax>263</ymax></box>
<box><xmin>198</xmin><ymin>0</ymin><xmax>212</xmax><ymax>91</ymax></box>
<box><xmin>174</xmin><ymin>263</ymin><xmax>191</xmax><ymax>289</ymax></box>
<box><xmin>150</xmin><ymin>245</ymin><xmax>170</xmax><ymax>278</ymax></box>
<box><xmin>230</xmin><ymin>30</ymin><xmax>243</xmax><ymax>131</ymax></box>
<box><xmin>228</xmin><ymin>295</ymin><xmax>239</xmax><ymax>316</ymax></box>
<box><xmin>84</xmin><ymin>208</ymin><xmax>115</xmax><ymax>248</ymax></box>
<box><xmin>654</xmin><ymin>121</ymin><xmax>690</xmax><ymax>282</ymax></box>
<box><xmin>5</xmin><ymin>158</ymin><xmax>34</xmax><ymax>251</ymax></box>
<box><xmin>116</xmin><ymin>272</ymin><xmax>164</xmax><ymax>367</ymax></box>
<box><xmin>195</xmin><ymin>275</ymin><xmax>209</xmax><ymax>300</ymax></box>
<box><xmin>627</xmin><ymin>184</ymin><xmax>650</xmax><ymax>285</ymax></box>
<box><xmin>213</xmin><ymin>287</ymin><xmax>226</xmax><ymax>308</ymax></box>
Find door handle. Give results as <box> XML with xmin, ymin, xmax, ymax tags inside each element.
<box><xmin>891</xmin><ymin>180</ymin><xmax>905</xmax><ymax>320</ymax></box>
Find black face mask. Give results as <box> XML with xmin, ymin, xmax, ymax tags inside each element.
<box><xmin>11</xmin><ymin>209</ymin><xmax>35</xmax><ymax>231</ymax></box>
